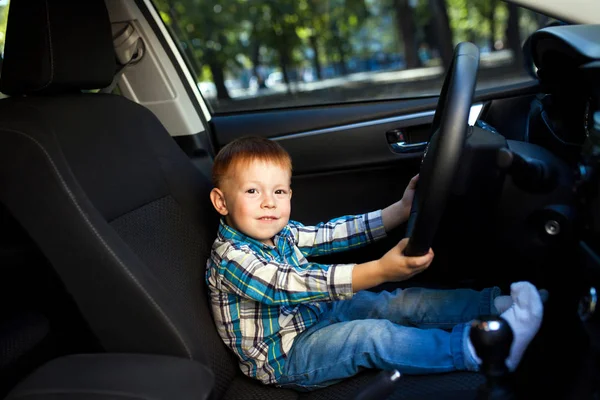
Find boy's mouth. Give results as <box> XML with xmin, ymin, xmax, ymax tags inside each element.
<box><xmin>258</xmin><ymin>216</ymin><xmax>278</xmax><ymax>221</ymax></box>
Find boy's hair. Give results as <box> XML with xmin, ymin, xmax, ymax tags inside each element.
<box><xmin>212</xmin><ymin>136</ymin><xmax>292</xmax><ymax>187</ymax></box>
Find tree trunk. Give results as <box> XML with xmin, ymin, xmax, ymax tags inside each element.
<box><xmin>466</xmin><ymin>0</ymin><xmax>476</xmax><ymax>45</ymax></box>
<box><xmin>332</xmin><ymin>23</ymin><xmax>348</xmax><ymax>75</ymax></box>
<box><xmin>333</xmin><ymin>37</ymin><xmax>348</xmax><ymax>75</ymax></box>
<box><xmin>395</xmin><ymin>0</ymin><xmax>421</xmax><ymax>69</ymax></box>
<box><xmin>277</xmin><ymin>42</ymin><xmax>294</xmax><ymax>95</ymax></box>
<box><xmin>250</xmin><ymin>39</ymin><xmax>266</xmax><ymax>89</ymax></box>
<box><xmin>206</xmin><ymin>53</ymin><xmax>230</xmax><ymax>100</ymax></box>
<box><xmin>309</xmin><ymin>35</ymin><xmax>322</xmax><ymax>80</ymax></box>
<box><xmin>505</xmin><ymin>4</ymin><xmax>523</xmax><ymax>69</ymax></box>
<box><xmin>337</xmin><ymin>43</ymin><xmax>348</xmax><ymax>76</ymax></box>
<box><xmin>281</xmin><ymin>63</ymin><xmax>292</xmax><ymax>94</ymax></box>
<box><xmin>488</xmin><ymin>0</ymin><xmax>497</xmax><ymax>51</ymax></box>
<box><xmin>429</xmin><ymin>0</ymin><xmax>454</xmax><ymax>71</ymax></box>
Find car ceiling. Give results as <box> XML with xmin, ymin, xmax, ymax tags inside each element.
<box><xmin>508</xmin><ymin>0</ymin><xmax>600</xmax><ymax>24</ymax></box>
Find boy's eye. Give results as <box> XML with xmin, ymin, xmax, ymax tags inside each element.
<box><xmin>246</xmin><ymin>189</ymin><xmax>256</xmax><ymax>194</ymax></box>
<box><xmin>275</xmin><ymin>190</ymin><xmax>287</xmax><ymax>195</ymax></box>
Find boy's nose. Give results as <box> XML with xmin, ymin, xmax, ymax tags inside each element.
<box><xmin>261</xmin><ymin>195</ymin><xmax>276</xmax><ymax>208</ymax></box>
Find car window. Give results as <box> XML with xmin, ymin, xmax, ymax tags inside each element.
<box><xmin>0</xmin><ymin>0</ymin><xmax>9</xmax><ymax>99</ymax></box>
<box><xmin>152</xmin><ymin>0</ymin><xmax>551</xmax><ymax>114</ymax></box>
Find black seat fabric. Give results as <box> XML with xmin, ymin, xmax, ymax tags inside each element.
<box><xmin>5</xmin><ymin>354</ymin><xmax>214</xmax><ymax>400</ymax></box>
<box><xmin>0</xmin><ymin>1</ymin><xmax>482</xmax><ymax>399</ymax></box>
<box><xmin>0</xmin><ymin>1</ymin><xmax>238</xmax><ymax>397</ymax></box>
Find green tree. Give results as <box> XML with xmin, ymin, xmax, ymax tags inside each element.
<box><xmin>505</xmin><ymin>3</ymin><xmax>522</xmax><ymax>68</ymax></box>
<box><xmin>0</xmin><ymin>2</ymin><xmax>9</xmax><ymax>54</ymax></box>
<box><xmin>392</xmin><ymin>0</ymin><xmax>421</xmax><ymax>69</ymax></box>
<box><xmin>429</xmin><ymin>0</ymin><xmax>454</xmax><ymax>70</ymax></box>
<box><xmin>295</xmin><ymin>0</ymin><xmax>329</xmax><ymax>80</ymax></box>
<box><xmin>324</xmin><ymin>0</ymin><xmax>370</xmax><ymax>76</ymax></box>
<box><xmin>249</xmin><ymin>1</ymin><xmax>302</xmax><ymax>92</ymax></box>
<box><xmin>484</xmin><ymin>0</ymin><xmax>498</xmax><ymax>51</ymax></box>
<box><xmin>155</xmin><ymin>0</ymin><xmax>249</xmax><ymax>100</ymax></box>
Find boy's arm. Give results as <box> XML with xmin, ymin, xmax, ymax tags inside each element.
<box><xmin>352</xmin><ymin>238</ymin><xmax>434</xmax><ymax>291</ymax></box>
<box><xmin>381</xmin><ymin>174</ymin><xmax>418</xmax><ymax>232</ymax></box>
<box><xmin>210</xmin><ymin>237</ymin><xmax>433</xmax><ymax>300</ymax></box>
<box><xmin>292</xmin><ymin>174</ymin><xmax>418</xmax><ymax>257</ymax></box>
<box><xmin>211</xmin><ymin>245</ymin><xmax>354</xmax><ymax>305</ymax></box>
<box><xmin>291</xmin><ymin>211</ymin><xmax>387</xmax><ymax>258</ymax></box>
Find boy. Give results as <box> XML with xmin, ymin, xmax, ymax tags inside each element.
<box><xmin>206</xmin><ymin>136</ymin><xmax>543</xmax><ymax>390</ymax></box>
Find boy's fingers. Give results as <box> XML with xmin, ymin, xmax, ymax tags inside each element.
<box><xmin>406</xmin><ymin>249</ymin><xmax>434</xmax><ymax>268</ymax></box>
<box><xmin>397</xmin><ymin>238</ymin><xmax>410</xmax><ymax>251</ymax></box>
<box><xmin>408</xmin><ymin>174</ymin><xmax>419</xmax><ymax>189</ymax></box>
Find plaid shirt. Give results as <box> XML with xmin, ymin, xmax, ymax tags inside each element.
<box><xmin>206</xmin><ymin>211</ymin><xmax>386</xmax><ymax>384</ymax></box>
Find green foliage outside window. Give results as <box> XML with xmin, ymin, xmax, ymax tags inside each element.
<box><xmin>152</xmin><ymin>0</ymin><xmax>548</xmax><ymax>113</ymax></box>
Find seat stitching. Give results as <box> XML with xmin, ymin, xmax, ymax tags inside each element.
<box><xmin>36</xmin><ymin>0</ymin><xmax>55</xmax><ymax>92</ymax></box>
<box><xmin>2</xmin><ymin>127</ymin><xmax>193</xmax><ymax>358</ymax></box>
<box><xmin>10</xmin><ymin>389</ymin><xmax>156</xmax><ymax>400</ymax></box>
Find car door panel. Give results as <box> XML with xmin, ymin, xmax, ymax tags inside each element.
<box><xmin>274</xmin><ymin>112</ymin><xmax>431</xmax><ymax>174</ymax></box>
<box><xmin>210</xmin><ymin>97</ymin><xmax>439</xmax><ymax>145</ymax></box>
<box><xmin>207</xmin><ymin>85</ymin><xmax>541</xmax><ymax>265</ymax></box>
<box><xmin>209</xmin><ymin>104</ymin><xmax>434</xmax><ymax>223</ymax></box>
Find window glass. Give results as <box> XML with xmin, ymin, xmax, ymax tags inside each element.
<box><xmin>153</xmin><ymin>0</ymin><xmax>551</xmax><ymax>114</ymax></box>
<box><xmin>0</xmin><ymin>0</ymin><xmax>9</xmax><ymax>98</ymax></box>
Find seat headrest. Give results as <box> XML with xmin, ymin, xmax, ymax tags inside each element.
<box><xmin>0</xmin><ymin>0</ymin><xmax>116</xmax><ymax>96</ymax></box>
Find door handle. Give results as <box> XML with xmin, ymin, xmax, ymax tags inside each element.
<box><xmin>386</xmin><ymin>129</ymin><xmax>428</xmax><ymax>154</ymax></box>
<box><xmin>391</xmin><ymin>141</ymin><xmax>428</xmax><ymax>153</ymax></box>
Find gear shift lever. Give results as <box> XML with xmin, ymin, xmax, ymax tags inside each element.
<box><xmin>470</xmin><ymin>316</ymin><xmax>516</xmax><ymax>400</ymax></box>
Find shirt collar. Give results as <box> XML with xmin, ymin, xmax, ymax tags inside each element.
<box><xmin>217</xmin><ymin>218</ymin><xmax>293</xmax><ymax>250</ymax></box>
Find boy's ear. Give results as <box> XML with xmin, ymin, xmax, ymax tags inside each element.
<box><xmin>210</xmin><ymin>188</ymin><xmax>229</xmax><ymax>216</ymax></box>
<box><xmin>289</xmin><ymin>188</ymin><xmax>292</xmax><ymax>199</ymax></box>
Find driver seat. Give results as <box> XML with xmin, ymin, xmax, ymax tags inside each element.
<box><xmin>0</xmin><ymin>1</ymin><xmax>482</xmax><ymax>399</ymax></box>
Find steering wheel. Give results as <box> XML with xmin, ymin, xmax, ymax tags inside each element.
<box><xmin>403</xmin><ymin>42</ymin><xmax>480</xmax><ymax>257</ymax></box>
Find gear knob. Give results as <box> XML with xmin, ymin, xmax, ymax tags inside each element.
<box><xmin>470</xmin><ymin>316</ymin><xmax>517</xmax><ymax>399</ymax></box>
<box><xmin>470</xmin><ymin>316</ymin><xmax>513</xmax><ymax>377</ymax></box>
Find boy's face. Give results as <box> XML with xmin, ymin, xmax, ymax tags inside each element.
<box><xmin>210</xmin><ymin>160</ymin><xmax>292</xmax><ymax>246</ymax></box>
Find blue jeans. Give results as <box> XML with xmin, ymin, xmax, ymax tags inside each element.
<box><xmin>277</xmin><ymin>286</ymin><xmax>500</xmax><ymax>390</ymax></box>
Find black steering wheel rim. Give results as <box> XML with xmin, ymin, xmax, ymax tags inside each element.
<box><xmin>403</xmin><ymin>42</ymin><xmax>480</xmax><ymax>257</ymax></box>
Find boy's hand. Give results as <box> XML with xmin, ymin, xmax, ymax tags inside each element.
<box><xmin>378</xmin><ymin>238</ymin><xmax>433</xmax><ymax>282</ymax></box>
<box><xmin>381</xmin><ymin>174</ymin><xmax>420</xmax><ymax>232</ymax></box>
<box><xmin>398</xmin><ymin>174</ymin><xmax>419</xmax><ymax>222</ymax></box>
<box><xmin>352</xmin><ymin>238</ymin><xmax>433</xmax><ymax>292</ymax></box>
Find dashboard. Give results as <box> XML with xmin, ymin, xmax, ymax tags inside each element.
<box><xmin>529</xmin><ymin>24</ymin><xmax>600</xmax><ymax>325</ymax></box>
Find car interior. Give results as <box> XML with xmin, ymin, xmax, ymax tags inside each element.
<box><xmin>0</xmin><ymin>0</ymin><xmax>599</xmax><ymax>399</ymax></box>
